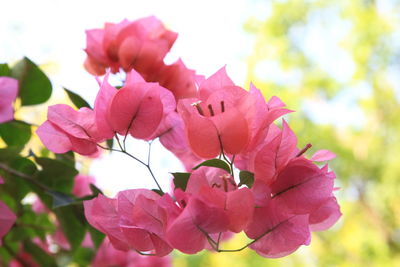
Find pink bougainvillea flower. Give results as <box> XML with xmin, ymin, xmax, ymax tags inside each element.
<box><xmin>167</xmin><ymin>167</ymin><xmax>254</xmax><ymax>254</ymax></box>
<box><xmin>84</xmin><ymin>189</ymin><xmax>173</xmax><ymax>256</ymax></box>
<box><xmin>0</xmin><ymin>200</ymin><xmax>16</xmax><ymax>242</ymax></box>
<box><xmin>178</xmin><ymin>67</ymin><xmax>255</xmax><ymax>159</ymax></box>
<box><xmin>270</xmin><ymin>157</ymin><xmax>335</xmax><ymax>215</ymax></box>
<box><xmin>233</xmin><ymin>85</ymin><xmax>293</xmax><ymax>171</ymax></box>
<box><xmin>37</xmin><ymin>104</ymin><xmax>102</xmax><ymax>156</ymax></box>
<box><xmin>252</xmin><ymin>120</ymin><xmax>298</xmax><ymax>185</ymax></box>
<box><xmin>92</xmin><ymin>237</ymin><xmax>171</xmax><ymax>267</ymax></box>
<box><xmin>154</xmin><ymin>59</ymin><xmax>197</xmax><ymax>100</ymax></box>
<box><xmin>310</xmin><ymin>149</ymin><xmax>336</xmax><ymax>162</ymax></box>
<box><xmin>101</xmin><ymin>69</ymin><xmax>176</xmax><ymax>140</ymax></box>
<box><xmin>84</xmin><ymin>16</ymin><xmax>177</xmax><ymax>76</ymax></box>
<box><xmin>72</xmin><ymin>174</ymin><xmax>96</xmax><ymax>198</ymax></box>
<box><xmin>309</xmin><ymin>196</ymin><xmax>342</xmax><ymax>231</ymax></box>
<box><xmin>0</xmin><ymin>77</ymin><xmax>18</xmax><ymax>123</ymax></box>
<box><xmin>158</xmin><ymin>112</ymin><xmax>203</xmax><ymax>170</ymax></box>
<box><xmin>245</xmin><ymin>200</ymin><xmax>310</xmax><ymax>258</ymax></box>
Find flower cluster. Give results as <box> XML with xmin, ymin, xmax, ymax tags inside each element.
<box><xmin>37</xmin><ymin>16</ymin><xmax>341</xmax><ymax>259</ymax></box>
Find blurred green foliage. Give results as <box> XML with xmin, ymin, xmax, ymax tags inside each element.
<box><xmin>175</xmin><ymin>0</ymin><xmax>400</xmax><ymax>266</ymax></box>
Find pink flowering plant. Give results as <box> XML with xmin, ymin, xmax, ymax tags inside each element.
<box><xmin>0</xmin><ymin>16</ymin><xmax>340</xmax><ymax>266</ymax></box>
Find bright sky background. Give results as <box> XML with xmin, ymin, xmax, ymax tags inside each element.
<box><xmin>0</xmin><ymin>0</ymin><xmax>269</xmax><ymax>194</ymax></box>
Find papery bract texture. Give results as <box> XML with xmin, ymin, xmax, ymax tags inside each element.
<box><xmin>0</xmin><ymin>200</ymin><xmax>16</xmax><ymax>241</ymax></box>
<box><xmin>84</xmin><ymin>189</ymin><xmax>173</xmax><ymax>256</ymax></box>
<box><xmin>0</xmin><ymin>77</ymin><xmax>18</xmax><ymax>123</ymax></box>
<box><xmin>177</xmin><ymin>67</ymin><xmax>255</xmax><ymax>158</ymax></box>
<box><xmin>245</xmin><ymin>200</ymin><xmax>310</xmax><ymax>258</ymax></box>
<box><xmin>37</xmin><ymin>104</ymin><xmax>103</xmax><ymax>156</ymax></box>
<box><xmin>84</xmin><ymin>16</ymin><xmax>177</xmax><ymax>76</ymax></box>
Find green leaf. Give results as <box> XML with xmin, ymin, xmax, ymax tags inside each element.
<box><xmin>54</xmin><ymin>204</ymin><xmax>86</xmax><ymax>251</ymax></box>
<box><xmin>88</xmin><ymin>224</ymin><xmax>105</xmax><ymax>249</ymax></box>
<box><xmin>152</xmin><ymin>188</ymin><xmax>165</xmax><ymax>196</ymax></box>
<box><xmin>193</xmin><ymin>158</ymin><xmax>231</xmax><ymax>174</ymax></box>
<box><xmin>55</xmin><ymin>151</ymin><xmax>76</xmax><ymax>167</ymax></box>
<box><xmin>11</xmin><ymin>57</ymin><xmax>52</xmax><ymax>106</ymax></box>
<box><xmin>0</xmin><ymin>147</ymin><xmax>21</xmax><ymax>162</ymax></box>
<box><xmin>64</xmin><ymin>87</ymin><xmax>91</xmax><ymax>109</ymax></box>
<box><xmin>35</xmin><ymin>157</ymin><xmax>78</xmax><ymax>193</ymax></box>
<box><xmin>72</xmin><ymin>246</ymin><xmax>95</xmax><ymax>266</ymax></box>
<box><xmin>24</xmin><ymin>239</ymin><xmax>57</xmax><ymax>266</ymax></box>
<box><xmin>0</xmin><ymin>120</ymin><xmax>31</xmax><ymax>147</ymax></box>
<box><xmin>0</xmin><ymin>63</ymin><xmax>11</xmax><ymax>76</ymax></box>
<box><xmin>5</xmin><ymin>157</ymin><xmax>38</xmax><ymax>201</ymax></box>
<box><xmin>47</xmin><ymin>190</ymin><xmax>76</xmax><ymax>208</ymax></box>
<box><xmin>90</xmin><ymin>183</ymin><xmax>103</xmax><ymax>195</ymax></box>
<box><xmin>172</xmin><ymin>172</ymin><xmax>191</xmax><ymax>191</ymax></box>
<box><xmin>106</xmin><ymin>138</ymin><xmax>114</xmax><ymax>150</ymax></box>
<box><xmin>238</xmin><ymin>170</ymin><xmax>254</xmax><ymax>188</ymax></box>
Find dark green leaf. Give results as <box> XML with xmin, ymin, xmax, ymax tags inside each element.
<box><xmin>152</xmin><ymin>188</ymin><xmax>165</xmax><ymax>196</ymax></box>
<box><xmin>172</xmin><ymin>172</ymin><xmax>191</xmax><ymax>191</ymax></box>
<box><xmin>35</xmin><ymin>157</ymin><xmax>78</xmax><ymax>193</ymax></box>
<box><xmin>90</xmin><ymin>183</ymin><xmax>103</xmax><ymax>195</ymax></box>
<box><xmin>0</xmin><ymin>63</ymin><xmax>11</xmax><ymax>76</ymax></box>
<box><xmin>0</xmin><ymin>120</ymin><xmax>31</xmax><ymax>147</ymax></box>
<box><xmin>72</xmin><ymin>246</ymin><xmax>95</xmax><ymax>266</ymax></box>
<box><xmin>238</xmin><ymin>170</ymin><xmax>255</xmax><ymax>188</ymax></box>
<box><xmin>0</xmin><ymin>147</ymin><xmax>21</xmax><ymax>162</ymax></box>
<box><xmin>47</xmin><ymin>190</ymin><xmax>76</xmax><ymax>208</ymax></box>
<box><xmin>55</xmin><ymin>151</ymin><xmax>75</xmax><ymax>167</ymax></box>
<box><xmin>54</xmin><ymin>205</ymin><xmax>86</xmax><ymax>251</ymax></box>
<box><xmin>11</xmin><ymin>57</ymin><xmax>52</xmax><ymax>106</ymax></box>
<box><xmin>193</xmin><ymin>159</ymin><xmax>231</xmax><ymax>174</ymax></box>
<box><xmin>24</xmin><ymin>239</ymin><xmax>57</xmax><ymax>266</ymax></box>
<box><xmin>87</xmin><ymin>225</ymin><xmax>105</xmax><ymax>249</ymax></box>
<box><xmin>106</xmin><ymin>138</ymin><xmax>114</xmax><ymax>150</ymax></box>
<box><xmin>64</xmin><ymin>87</ymin><xmax>91</xmax><ymax>109</ymax></box>
<box><xmin>5</xmin><ymin>157</ymin><xmax>38</xmax><ymax>201</ymax></box>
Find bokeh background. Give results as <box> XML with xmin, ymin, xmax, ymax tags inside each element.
<box><xmin>1</xmin><ymin>0</ymin><xmax>400</xmax><ymax>266</ymax></box>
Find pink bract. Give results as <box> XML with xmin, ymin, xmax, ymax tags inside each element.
<box><xmin>84</xmin><ymin>189</ymin><xmax>173</xmax><ymax>256</ymax></box>
<box><xmin>36</xmin><ymin>105</ymin><xmax>101</xmax><ymax>156</ymax></box>
<box><xmin>0</xmin><ymin>77</ymin><xmax>18</xmax><ymax>123</ymax></box>
<box><xmin>0</xmin><ymin>200</ymin><xmax>17</xmax><ymax>242</ymax></box>
<box><xmin>177</xmin><ymin>67</ymin><xmax>254</xmax><ymax>158</ymax></box>
<box><xmin>84</xmin><ymin>16</ymin><xmax>177</xmax><ymax>77</ymax></box>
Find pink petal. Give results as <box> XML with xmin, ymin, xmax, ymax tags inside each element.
<box><xmin>120</xmin><ymin>226</ymin><xmax>154</xmax><ymax>251</ymax></box>
<box><xmin>0</xmin><ymin>77</ymin><xmax>18</xmax><ymax>123</ymax></box>
<box><xmin>211</xmin><ymin>108</ymin><xmax>249</xmax><ymax>155</ymax></box>
<box><xmin>36</xmin><ymin>121</ymin><xmax>72</xmax><ymax>154</ymax></box>
<box><xmin>129</xmin><ymin>88</ymin><xmax>164</xmax><ymax>139</ymax></box>
<box><xmin>72</xmin><ymin>174</ymin><xmax>96</xmax><ymax>198</ymax></box>
<box><xmin>185</xmin><ymin>114</ymin><xmax>220</xmax><ymax>159</ymax></box>
<box><xmin>0</xmin><ymin>200</ymin><xmax>16</xmax><ymax>240</ymax></box>
<box><xmin>254</xmin><ymin>120</ymin><xmax>297</xmax><ymax>184</ymax></box>
<box><xmin>157</xmin><ymin>59</ymin><xmax>197</xmax><ymax>99</ymax></box>
<box><xmin>198</xmin><ymin>66</ymin><xmax>235</xmax><ymax>100</ymax></box>
<box><xmin>166</xmin><ymin>204</ymin><xmax>207</xmax><ymax>254</ymax></box>
<box><xmin>271</xmin><ymin>158</ymin><xmax>334</xmax><ymax>214</ymax></box>
<box><xmin>107</xmin><ymin>83</ymin><xmax>146</xmax><ymax>135</ymax></box>
<box><xmin>311</xmin><ymin>149</ymin><xmax>336</xmax><ymax>162</ymax></box>
<box><xmin>309</xmin><ymin>197</ymin><xmax>342</xmax><ymax>231</ymax></box>
<box><xmin>245</xmin><ymin>200</ymin><xmax>310</xmax><ymax>258</ymax></box>
<box><xmin>47</xmin><ymin>104</ymin><xmax>90</xmax><ymax>139</ymax></box>
<box><xmin>84</xmin><ymin>194</ymin><xmax>129</xmax><ymax>251</ymax></box>
<box><xmin>94</xmin><ymin>74</ymin><xmax>118</xmax><ymax>139</ymax></box>
<box><xmin>226</xmin><ymin>188</ymin><xmax>254</xmax><ymax>232</ymax></box>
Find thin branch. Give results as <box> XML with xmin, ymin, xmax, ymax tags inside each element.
<box><xmin>0</xmin><ymin>162</ymin><xmax>50</xmax><ymax>191</ymax></box>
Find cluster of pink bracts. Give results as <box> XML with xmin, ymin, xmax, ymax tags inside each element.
<box><xmin>35</xmin><ymin>16</ymin><xmax>341</xmax><ymax>258</ymax></box>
